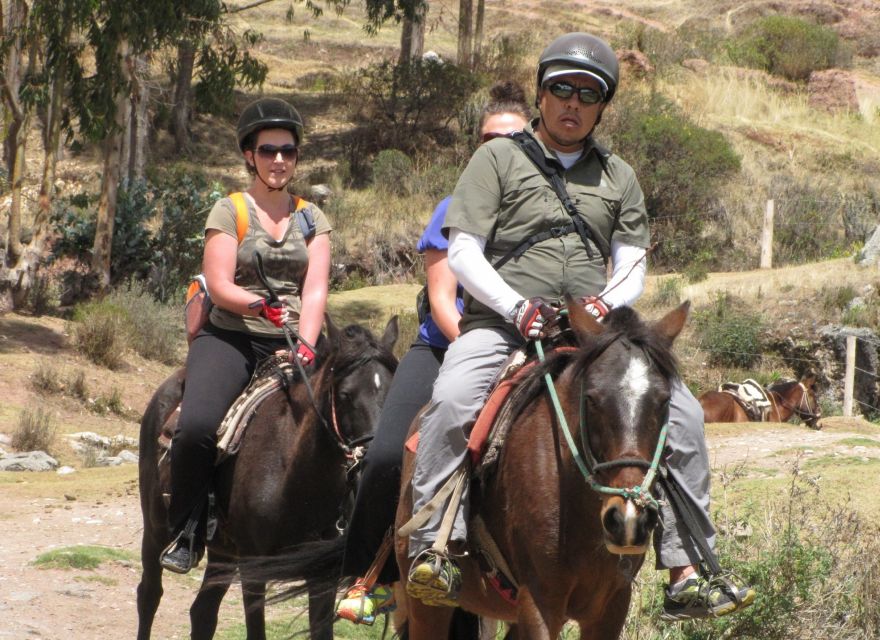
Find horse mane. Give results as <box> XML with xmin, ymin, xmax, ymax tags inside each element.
<box><xmin>766</xmin><ymin>379</ymin><xmax>797</xmax><ymax>395</ymax></box>
<box><xmin>512</xmin><ymin>306</ymin><xmax>680</xmax><ymax>408</ymax></box>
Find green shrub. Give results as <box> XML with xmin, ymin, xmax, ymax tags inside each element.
<box><xmin>726</xmin><ymin>15</ymin><xmax>846</xmax><ymax>82</ymax></box>
<box><xmin>70</xmin><ymin>301</ymin><xmax>128</xmax><ymax>370</ymax></box>
<box><xmin>27</xmin><ymin>273</ymin><xmax>56</xmax><ymax>316</ymax></box>
<box><xmin>31</xmin><ymin>362</ymin><xmax>63</xmax><ymax>395</ymax></box>
<box><xmin>12</xmin><ymin>408</ymin><xmax>56</xmax><ymax>452</ymax></box>
<box><xmin>646</xmin><ymin>276</ymin><xmax>683</xmax><ymax>308</ymax></box>
<box><xmin>346</xmin><ymin>58</ymin><xmax>480</xmax><ymax>153</ymax></box>
<box><xmin>68</xmin><ymin>369</ymin><xmax>89</xmax><ymax>400</ymax></box>
<box><xmin>105</xmin><ymin>281</ymin><xmax>183</xmax><ymax>364</ymax></box>
<box><xmin>603</xmin><ymin>91</ymin><xmax>740</xmax><ymax>271</ymax></box>
<box><xmin>693</xmin><ymin>293</ymin><xmax>766</xmax><ymax>368</ymax></box>
<box><xmin>371</xmin><ymin>150</ymin><xmax>415</xmax><ymax>196</ymax></box>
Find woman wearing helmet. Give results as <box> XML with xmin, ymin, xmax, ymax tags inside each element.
<box><xmin>160</xmin><ymin>97</ymin><xmax>332</xmax><ymax>573</ymax></box>
<box><xmin>405</xmin><ymin>32</ymin><xmax>755</xmax><ymax>622</ymax></box>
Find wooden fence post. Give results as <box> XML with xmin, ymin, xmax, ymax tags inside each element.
<box><xmin>842</xmin><ymin>335</ymin><xmax>856</xmax><ymax>417</ymax></box>
<box><xmin>760</xmin><ymin>199</ymin><xmax>774</xmax><ymax>269</ymax></box>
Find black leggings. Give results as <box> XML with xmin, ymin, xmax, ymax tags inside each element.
<box><xmin>342</xmin><ymin>339</ymin><xmax>446</xmax><ymax>584</ymax></box>
<box><xmin>168</xmin><ymin>323</ymin><xmax>287</xmax><ymax>533</ymax></box>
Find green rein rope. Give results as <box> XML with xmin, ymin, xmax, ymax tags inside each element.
<box><xmin>534</xmin><ymin>339</ymin><xmax>667</xmax><ymax>511</ymax></box>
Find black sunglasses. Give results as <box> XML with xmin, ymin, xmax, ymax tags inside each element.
<box><xmin>256</xmin><ymin>144</ymin><xmax>298</xmax><ymax>160</ymax></box>
<box><xmin>546</xmin><ymin>82</ymin><xmax>603</xmax><ymax>105</ymax></box>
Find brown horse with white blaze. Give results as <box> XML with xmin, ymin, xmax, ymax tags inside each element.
<box><xmin>698</xmin><ymin>372</ymin><xmax>822</xmax><ymax>428</ymax></box>
<box><xmin>395</xmin><ymin>300</ymin><xmax>690</xmax><ymax>639</ymax></box>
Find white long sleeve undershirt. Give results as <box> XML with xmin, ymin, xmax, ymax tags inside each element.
<box><xmin>446</xmin><ymin>228</ymin><xmax>647</xmax><ymax>319</ymax></box>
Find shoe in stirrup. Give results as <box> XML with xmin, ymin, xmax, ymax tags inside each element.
<box><xmin>159</xmin><ymin>532</ymin><xmax>202</xmax><ymax>574</ymax></box>
<box><xmin>406</xmin><ymin>549</ymin><xmax>462</xmax><ymax>608</ymax></box>
<box><xmin>661</xmin><ymin>572</ymin><xmax>756</xmax><ymax>621</ymax></box>
<box><xmin>336</xmin><ymin>582</ymin><xmax>396</xmax><ymax>625</ymax></box>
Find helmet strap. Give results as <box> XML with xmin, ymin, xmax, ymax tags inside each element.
<box><xmin>249</xmin><ymin>160</ymin><xmax>293</xmax><ymax>193</ymax></box>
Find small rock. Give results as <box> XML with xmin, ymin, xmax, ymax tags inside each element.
<box><xmin>57</xmin><ymin>467</ymin><xmax>76</xmax><ymax>476</ymax></box>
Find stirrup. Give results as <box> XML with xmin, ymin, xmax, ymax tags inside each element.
<box><xmin>406</xmin><ymin>549</ymin><xmax>462</xmax><ymax>607</ymax></box>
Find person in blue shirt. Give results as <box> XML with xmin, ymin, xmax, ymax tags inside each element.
<box><xmin>336</xmin><ymin>81</ymin><xmax>532</xmax><ymax>625</ymax></box>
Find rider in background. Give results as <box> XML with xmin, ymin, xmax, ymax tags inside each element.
<box><xmin>160</xmin><ymin>98</ymin><xmax>332</xmax><ymax>574</ymax></box>
<box><xmin>405</xmin><ymin>32</ymin><xmax>756</xmax><ymax>621</ymax></box>
<box><xmin>335</xmin><ymin>81</ymin><xmax>532</xmax><ymax>625</ymax></box>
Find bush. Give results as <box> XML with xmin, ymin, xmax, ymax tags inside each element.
<box><xmin>371</xmin><ymin>150</ymin><xmax>415</xmax><ymax>196</ymax></box>
<box><xmin>30</xmin><ymin>362</ymin><xmax>63</xmax><ymax>395</ymax></box>
<box><xmin>603</xmin><ymin>91</ymin><xmax>740</xmax><ymax>271</ymax></box>
<box><xmin>345</xmin><ymin>58</ymin><xmax>480</xmax><ymax>153</ymax></box>
<box><xmin>693</xmin><ymin>292</ymin><xmax>766</xmax><ymax>368</ymax></box>
<box><xmin>646</xmin><ymin>276</ymin><xmax>683</xmax><ymax>308</ymax></box>
<box><xmin>12</xmin><ymin>408</ymin><xmax>56</xmax><ymax>452</ymax></box>
<box><xmin>70</xmin><ymin>301</ymin><xmax>129</xmax><ymax>370</ymax></box>
<box><xmin>726</xmin><ymin>15</ymin><xmax>846</xmax><ymax>82</ymax></box>
<box><xmin>105</xmin><ymin>281</ymin><xmax>183</xmax><ymax>364</ymax></box>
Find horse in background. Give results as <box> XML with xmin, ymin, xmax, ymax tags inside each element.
<box><xmin>136</xmin><ymin>316</ymin><xmax>398</xmax><ymax>640</ymax></box>
<box><xmin>698</xmin><ymin>371</ymin><xmax>822</xmax><ymax>428</ymax></box>
<box><xmin>395</xmin><ymin>300</ymin><xmax>689</xmax><ymax>639</ymax></box>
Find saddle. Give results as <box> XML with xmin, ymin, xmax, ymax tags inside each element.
<box><xmin>157</xmin><ymin>356</ymin><xmax>298</xmax><ymax>506</ymax></box>
<box><xmin>719</xmin><ymin>378</ymin><xmax>771</xmax><ymax>422</ymax></box>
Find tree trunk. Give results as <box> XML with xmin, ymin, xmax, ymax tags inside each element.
<box><xmin>1</xmin><ymin>0</ymin><xmax>30</xmax><ymax>269</ymax></box>
<box><xmin>37</xmin><ymin>59</ymin><xmax>66</xmax><ymax>224</ymax></box>
<box><xmin>91</xmin><ymin>41</ymin><xmax>131</xmax><ymax>289</ymax></box>
<box><xmin>399</xmin><ymin>2</ymin><xmax>427</xmax><ymax>64</ymax></box>
<box><xmin>457</xmin><ymin>0</ymin><xmax>473</xmax><ymax>68</ymax></box>
<box><xmin>171</xmin><ymin>38</ymin><xmax>196</xmax><ymax>150</ymax></box>
<box><xmin>473</xmin><ymin>0</ymin><xmax>485</xmax><ymax>68</ymax></box>
<box><xmin>129</xmin><ymin>54</ymin><xmax>150</xmax><ymax>181</ymax></box>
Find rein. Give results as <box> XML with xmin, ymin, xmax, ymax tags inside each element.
<box><xmin>535</xmin><ymin>339</ymin><xmax>667</xmax><ymax>510</ymax></box>
<box><xmin>770</xmin><ymin>382</ymin><xmax>821</xmax><ymax>423</ymax></box>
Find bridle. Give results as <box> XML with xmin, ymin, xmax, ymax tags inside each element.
<box><xmin>535</xmin><ymin>337</ymin><xmax>667</xmax><ymax>511</ymax></box>
<box><xmin>771</xmin><ymin>382</ymin><xmax>821</xmax><ymax>425</ymax></box>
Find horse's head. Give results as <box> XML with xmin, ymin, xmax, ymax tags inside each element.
<box><xmin>322</xmin><ymin>314</ymin><xmax>399</xmax><ymax>452</ymax></box>
<box><xmin>566</xmin><ymin>298</ymin><xmax>689</xmax><ymax>555</ymax></box>
<box><xmin>769</xmin><ymin>370</ymin><xmax>823</xmax><ymax>429</ymax></box>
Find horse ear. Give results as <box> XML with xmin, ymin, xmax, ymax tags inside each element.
<box><xmin>381</xmin><ymin>315</ymin><xmax>399</xmax><ymax>352</ymax></box>
<box><xmin>566</xmin><ymin>294</ymin><xmax>604</xmax><ymax>342</ymax></box>
<box><xmin>325</xmin><ymin>312</ymin><xmax>340</xmax><ymax>344</ymax></box>
<box><xmin>800</xmin><ymin>369</ymin><xmax>817</xmax><ymax>386</ymax></box>
<box><xmin>652</xmin><ymin>300</ymin><xmax>691</xmax><ymax>345</ymax></box>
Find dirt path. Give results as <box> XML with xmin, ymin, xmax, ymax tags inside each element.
<box><xmin>1</xmin><ymin>417</ymin><xmax>877</xmax><ymax>640</ymax></box>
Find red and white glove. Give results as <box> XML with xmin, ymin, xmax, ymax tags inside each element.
<box><xmin>295</xmin><ymin>341</ymin><xmax>316</xmax><ymax>365</ymax></box>
<box><xmin>252</xmin><ymin>298</ymin><xmax>288</xmax><ymax>328</ymax></box>
<box><xmin>511</xmin><ymin>297</ymin><xmax>555</xmax><ymax>340</ymax></box>
<box><xmin>582</xmin><ymin>296</ymin><xmax>611</xmax><ymax>320</ymax></box>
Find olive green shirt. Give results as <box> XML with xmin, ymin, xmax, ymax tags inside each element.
<box><xmin>205</xmin><ymin>194</ymin><xmax>332</xmax><ymax>337</ymax></box>
<box><xmin>444</xmin><ymin>121</ymin><xmax>649</xmax><ymax>334</ymax></box>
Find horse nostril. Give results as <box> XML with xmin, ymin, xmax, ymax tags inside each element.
<box><xmin>602</xmin><ymin>504</ymin><xmax>625</xmax><ymax>539</ymax></box>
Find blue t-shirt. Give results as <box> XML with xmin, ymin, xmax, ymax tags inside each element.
<box><xmin>416</xmin><ymin>196</ymin><xmax>465</xmax><ymax>349</ymax></box>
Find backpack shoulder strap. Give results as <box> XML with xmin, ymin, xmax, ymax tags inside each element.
<box><xmin>291</xmin><ymin>196</ymin><xmax>317</xmax><ymax>240</ymax></box>
<box><xmin>228</xmin><ymin>192</ymin><xmax>250</xmax><ymax>244</ymax></box>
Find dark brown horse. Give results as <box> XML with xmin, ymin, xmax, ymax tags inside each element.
<box><xmin>136</xmin><ymin>316</ymin><xmax>398</xmax><ymax>640</ymax></box>
<box><xmin>698</xmin><ymin>372</ymin><xmax>822</xmax><ymax>428</ymax></box>
<box><xmin>394</xmin><ymin>300</ymin><xmax>689</xmax><ymax>639</ymax></box>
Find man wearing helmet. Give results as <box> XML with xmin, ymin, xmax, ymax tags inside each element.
<box><xmin>406</xmin><ymin>33</ymin><xmax>755</xmax><ymax>621</ymax></box>
<box><xmin>160</xmin><ymin>97</ymin><xmax>332</xmax><ymax>573</ymax></box>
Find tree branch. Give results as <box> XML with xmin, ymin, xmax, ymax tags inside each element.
<box><xmin>225</xmin><ymin>0</ymin><xmax>280</xmax><ymax>14</ymax></box>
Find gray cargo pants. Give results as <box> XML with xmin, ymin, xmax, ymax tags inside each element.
<box><xmin>409</xmin><ymin>327</ymin><xmax>716</xmax><ymax>569</ymax></box>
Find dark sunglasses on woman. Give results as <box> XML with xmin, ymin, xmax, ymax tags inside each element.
<box><xmin>546</xmin><ymin>82</ymin><xmax>603</xmax><ymax>105</ymax></box>
<box><xmin>256</xmin><ymin>144</ymin><xmax>298</xmax><ymax>160</ymax></box>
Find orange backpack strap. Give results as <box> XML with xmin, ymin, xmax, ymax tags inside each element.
<box><xmin>228</xmin><ymin>192</ymin><xmax>249</xmax><ymax>244</ymax></box>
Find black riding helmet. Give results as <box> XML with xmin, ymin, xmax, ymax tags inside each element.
<box><xmin>536</xmin><ymin>32</ymin><xmax>620</xmax><ymax>103</ymax></box>
<box><xmin>236</xmin><ymin>98</ymin><xmax>304</xmax><ymax>151</ymax></box>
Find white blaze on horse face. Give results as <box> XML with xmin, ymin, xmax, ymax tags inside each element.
<box><xmin>620</xmin><ymin>355</ymin><xmax>651</xmax><ymax>442</ymax></box>
<box><xmin>373</xmin><ymin>372</ymin><xmax>382</xmax><ymax>390</ymax></box>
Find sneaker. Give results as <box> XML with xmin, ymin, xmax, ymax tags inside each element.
<box><xmin>159</xmin><ymin>535</ymin><xmax>203</xmax><ymax>574</ymax></box>
<box><xmin>406</xmin><ymin>550</ymin><xmax>462</xmax><ymax>608</ymax></box>
<box><xmin>661</xmin><ymin>574</ymin><xmax>756</xmax><ymax>621</ymax></box>
<box><xmin>336</xmin><ymin>582</ymin><xmax>396</xmax><ymax>625</ymax></box>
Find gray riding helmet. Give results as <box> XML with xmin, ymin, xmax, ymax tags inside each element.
<box><xmin>236</xmin><ymin>98</ymin><xmax>304</xmax><ymax>151</ymax></box>
<box><xmin>536</xmin><ymin>32</ymin><xmax>620</xmax><ymax>103</ymax></box>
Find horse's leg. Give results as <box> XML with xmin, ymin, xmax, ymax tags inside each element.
<box><xmin>511</xmin><ymin>587</ymin><xmax>563</xmax><ymax>640</ymax></box>
<box><xmin>240</xmin><ymin>574</ymin><xmax>267</xmax><ymax>640</ymax></box>
<box><xmin>307</xmin><ymin>580</ymin><xmax>335</xmax><ymax>640</ymax></box>
<box><xmin>136</xmin><ymin>527</ymin><xmax>165</xmax><ymax>640</ymax></box>
<box><xmin>405</xmin><ymin>599</ymin><xmax>456</xmax><ymax>640</ymax></box>
<box><xmin>190</xmin><ymin>553</ymin><xmax>234</xmax><ymax>640</ymax></box>
<box><xmin>577</xmin><ymin>589</ymin><xmax>631</xmax><ymax>640</ymax></box>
